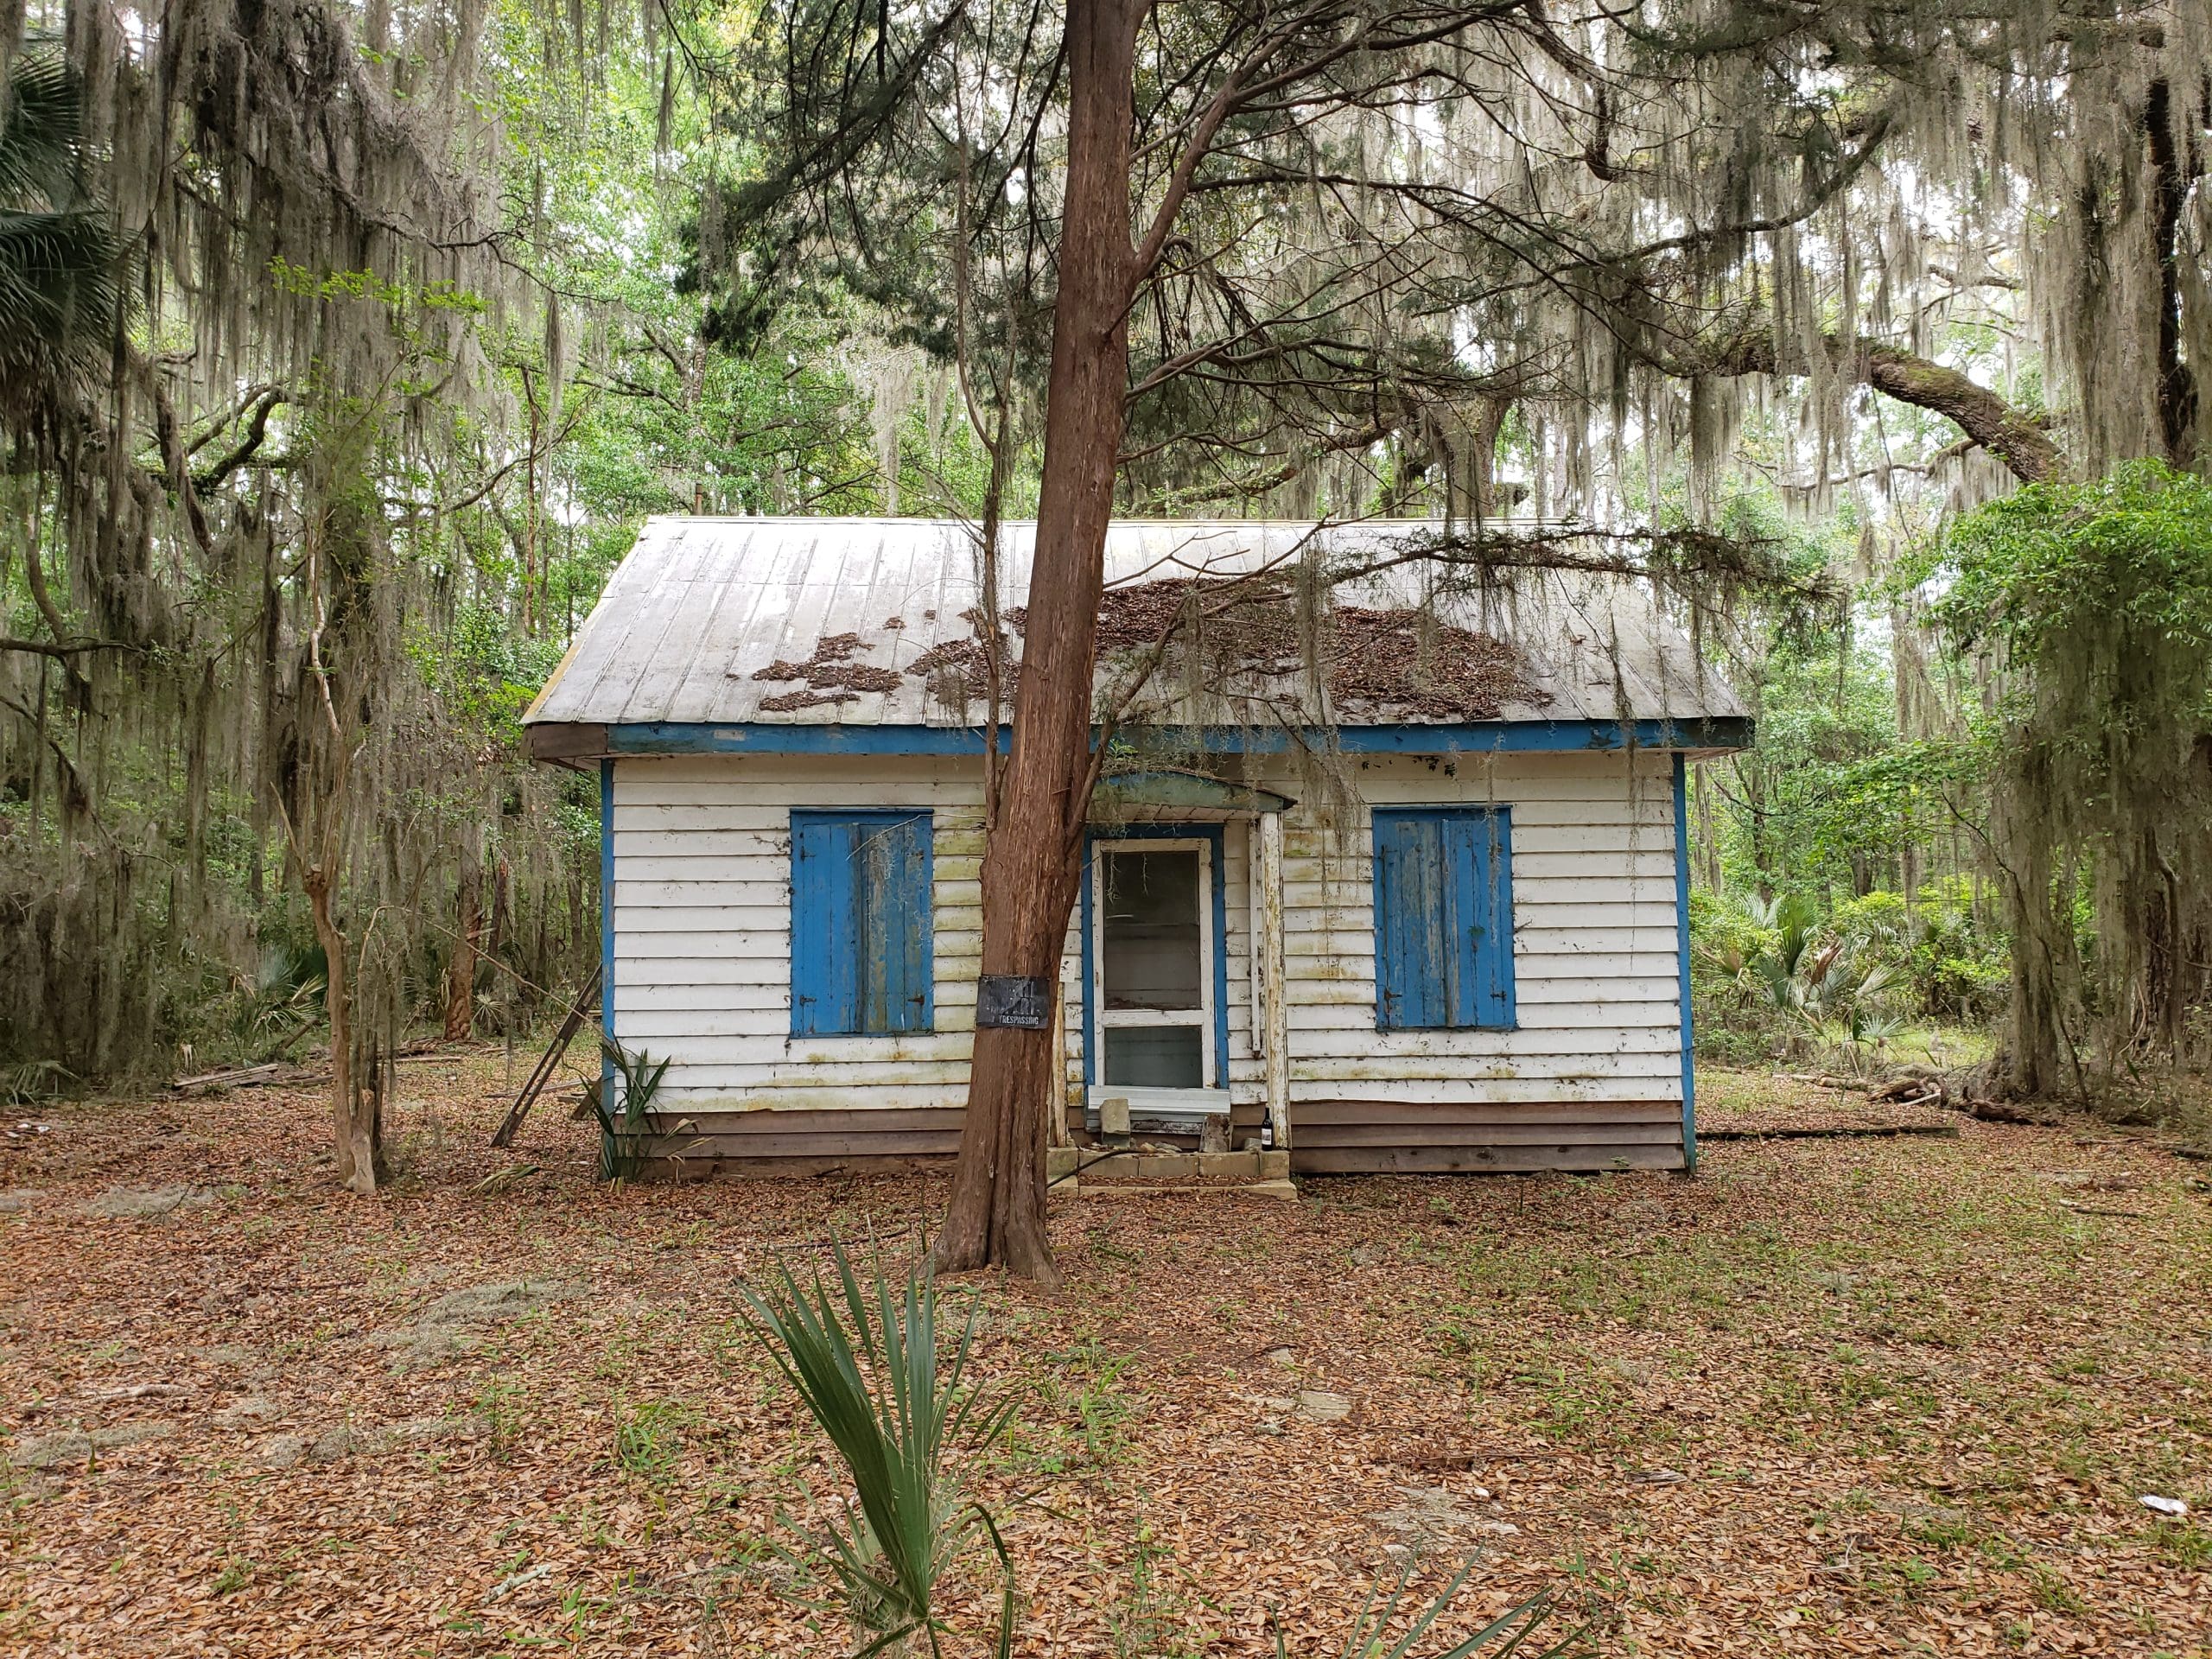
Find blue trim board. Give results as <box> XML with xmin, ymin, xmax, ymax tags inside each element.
<box><xmin>600</xmin><ymin>716</ymin><xmax>1753</xmax><ymax>758</ymax></box>
<box><xmin>1673</xmin><ymin>752</ymin><xmax>1697</xmax><ymax>1172</ymax></box>
<box><xmin>612</xmin><ymin>721</ymin><xmax>988</xmax><ymax>756</ymax></box>
<box><xmin>1078</xmin><ymin>823</ymin><xmax>1232</xmax><ymax>1090</ymax></box>
<box><xmin>600</xmin><ymin>758</ymin><xmax>616</xmax><ymax>1123</ymax></box>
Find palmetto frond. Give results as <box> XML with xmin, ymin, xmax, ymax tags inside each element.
<box><xmin>0</xmin><ymin>46</ymin><xmax>122</xmax><ymax>416</ymax></box>
<box><xmin>0</xmin><ymin>48</ymin><xmax>87</xmax><ymax>207</ymax></box>
<box><xmin>741</xmin><ymin>1242</ymin><xmax>1018</xmax><ymax>1657</ymax></box>
<box><xmin>0</xmin><ymin>207</ymin><xmax>118</xmax><ymax>375</ymax></box>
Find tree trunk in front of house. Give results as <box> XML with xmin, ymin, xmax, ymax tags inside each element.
<box><xmin>935</xmin><ymin>0</ymin><xmax>1141</xmax><ymax>1283</ymax></box>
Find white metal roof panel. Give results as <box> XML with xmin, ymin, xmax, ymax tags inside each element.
<box><xmin>524</xmin><ymin>518</ymin><xmax>1747</xmax><ymax>729</ymax></box>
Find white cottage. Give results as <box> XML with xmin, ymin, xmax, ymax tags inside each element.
<box><xmin>524</xmin><ymin>518</ymin><xmax>1750</xmax><ymax>1177</ymax></box>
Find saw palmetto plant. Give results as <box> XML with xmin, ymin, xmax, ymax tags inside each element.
<box><xmin>745</xmin><ymin>1243</ymin><xmax>1596</xmax><ymax>1658</ymax></box>
<box><xmin>592</xmin><ymin>1040</ymin><xmax>673</xmax><ymax>1181</ymax></box>
<box><xmin>1285</xmin><ymin>1567</ymin><xmax>1590</xmax><ymax>1659</ymax></box>
<box><xmin>741</xmin><ymin>1243</ymin><xmax>1019</xmax><ymax>1658</ymax></box>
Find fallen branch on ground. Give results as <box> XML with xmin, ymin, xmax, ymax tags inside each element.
<box><xmin>1869</xmin><ymin>1074</ymin><xmax>1948</xmax><ymax>1107</ymax></box>
<box><xmin>1957</xmin><ymin>1097</ymin><xmax>2052</xmax><ymax>1125</ymax></box>
<box><xmin>171</xmin><ymin>1063</ymin><xmax>288</xmax><ymax>1092</ymax></box>
<box><xmin>1701</xmin><ymin>1123</ymin><xmax>1960</xmax><ymax>1141</ymax></box>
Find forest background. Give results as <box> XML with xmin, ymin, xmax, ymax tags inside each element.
<box><xmin>2</xmin><ymin>0</ymin><xmax>2209</xmax><ymax>1150</ymax></box>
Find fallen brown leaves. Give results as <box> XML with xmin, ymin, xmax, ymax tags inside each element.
<box><xmin>1080</xmin><ymin>578</ymin><xmax>1546</xmax><ymax>721</ymax></box>
<box><xmin>1</xmin><ymin>1059</ymin><xmax>2207</xmax><ymax>1656</ymax></box>
<box><xmin>750</xmin><ymin>632</ymin><xmax>906</xmax><ymax>710</ymax></box>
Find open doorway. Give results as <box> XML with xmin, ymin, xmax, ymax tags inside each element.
<box><xmin>1086</xmin><ymin>835</ymin><xmax>1230</xmax><ymax>1128</ymax></box>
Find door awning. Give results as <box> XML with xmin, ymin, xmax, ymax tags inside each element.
<box><xmin>1090</xmin><ymin>769</ymin><xmax>1294</xmax><ymax>823</ymax></box>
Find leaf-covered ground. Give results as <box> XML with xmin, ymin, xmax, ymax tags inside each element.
<box><xmin>3</xmin><ymin>1058</ymin><xmax>2208</xmax><ymax>1657</ymax></box>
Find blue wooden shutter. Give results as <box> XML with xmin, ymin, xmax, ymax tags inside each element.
<box><xmin>1372</xmin><ymin>807</ymin><xmax>1515</xmax><ymax>1030</ymax></box>
<box><xmin>856</xmin><ymin>812</ymin><xmax>933</xmax><ymax>1033</ymax></box>
<box><xmin>1442</xmin><ymin>809</ymin><xmax>1515</xmax><ymax>1028</ymax></box>
<box><xmin>790</xmin><ymin>813</ymin><xmax>853</xmax><ymax>1036</ymax></box>
<box><xmin>791</xmin><ymin>810</ymin><xmax>933</xmax><ymax>1035</ymax></box>
<box><xmin>1373</xmin><ymin>811</ymin><xmax>1448</xmax><ymax>1029</ymax></box>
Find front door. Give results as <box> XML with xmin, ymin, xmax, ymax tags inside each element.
<box><xmin>1089</xmin><ymin>836</ymin><xmax>1224</xmax><ymax>1121</ymax></box>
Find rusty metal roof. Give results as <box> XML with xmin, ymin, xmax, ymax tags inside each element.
<box><xmin>524</xmin><ymin>518</ymin><xmax>1747</xmax><ymax>730</ymax></box>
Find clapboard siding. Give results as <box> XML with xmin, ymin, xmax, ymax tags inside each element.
<box><xmin>1263</xmin><ymin>752</ymin><xmax>1682</xmax><ymax>1109</ymax></box>
<box><xmin>642</xmin><ymin>1104</ymin><xmax>1691</xmax><ymax>1175</ymax></box>
<box><xmin>1284</xmin><ymin>1001</ymin><xmax>1680</xmax><ymax>1031</ymax></box>
<box><xmin>1294</xmin><ymin>1144</ymin><xmax>1683</xmax><ymax>1173</ymax></box>
<box><xmin>1275</xmin><ymin>972</ymin><xmax>1680</xmax><ymax>1003</ymax></box>
<box><xmin>1310</xmin><ymin>1122</ymin><xmax>1682</xmax><ymax>1147</ymax></box>
<box><xmin>1294</xmin><ymin>1099</ymin><xmax>1678</xmax><ymax>1125</ymax></box>
<box><xmin>1278</xmin><ymin>874</ymin><xmax>1677</xmax><ymax>907</ymax></box>
<box><xmin>620</xmin><ymin>877</ymin><xmax>987</xmax><ymax>910</ymax></box>
<box><xmin>609</xmin><ymin>758</ymin><xmax>985</xmax><ymax>1107</ymax></box>
<box><xmin>1287</xmin><ymin>1096</ymin><xmax>1684</xmax><ymax>1173</ymax></box>
<box><xmin>607</xmin><ymin>749</ymin><xmax>1689</xmax><ymax>1163</ymax></box>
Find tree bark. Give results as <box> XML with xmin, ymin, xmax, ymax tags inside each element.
<box><xmin>934</xmin><ymin>0</ymin><xmax>1143</xmax><ymax>1283</ymax></box>
<box><xmin>1708</xmin><ymin>331</ymin><xmax>2064</xmax><ymax>484</ymax></box>
<box><xmin>304</xmin><ymin>863</ymin><xmax>381</xmax><ymax>1194</ymax></box>
<box><xmin>1445</xmin><ymin>396</ymin><xmax>1512</xmax><ymax>520</ymax></box>
<box><xmin>2003</xmin><ymin>882</ymin><xmax>2069</xmax><ymax>1100</ymax></box>
<box><xmin>443</xmin><ymin>844</ymin><xmax>482</xmax><ymax>1042</ymax></box>
<box><xmin>1891</xmin><ymin>602</ymin><xmax>1923</xmax><ymax>909</ymax></box>
<box><xmin>2145</xmin><ymin>78</ymin><xmax>2201</xmax><ymax>469</ymax></box>
<box><xmin>21</xmin><ymin>510</ymin><xmax>91</xmax><ymax>702</ymax></box>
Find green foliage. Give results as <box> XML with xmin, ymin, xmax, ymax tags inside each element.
<box><xmin>1694</xmin><ymin>889</ymin><xmax>1895</xmax><ymax>1027</ymax></box>
<box><xmin>1833</xmin><ymin>883</ymin><xmax>2008</xmax><ymax>1024</ymax></box>
<box><xmin>0</xmin><ymin>48</ymin><xmax>122</xmax><ymax>414</ymax></box>
<box><xmin>594</xmin><ymin>1043</ymin><xmax>671</xmax><ymax>1181</ymax></box>
<box><xmin>1282</xmin><ymin>1570</ymin><xmax>1586</xmax><ymax>1659</ymax></box>
<box><xmin>1675</xmin><ymin>479</ymin><xmax>1997</xmax><ymax>1045</ymax></box>
<box><xmin>613</xmin><ymin>1398</ymin><xmax>691</xmax><ymax>1482</ymax></box>
<box><xmin>1936</xmin><ymin>462</ymin><xmax>2212</xmax><ymax>677</ymax></box>
<box><xmin>1933</xmin><ymin>461</ymin><xmax>2212</xmax><ymax>1091</ymax></box>
<box><xmin>1693</xmin><ymin>880</ymin><xmax>2005</xmax><ymax>1061</ymax></box>
<box><xmin>741</xmin><ymin>1243</ymin><xmax>1018</xmax><ymax>1658</ymax></box>
<box><xmin>1679</xmin><ymin>467</ymin><xmax>2016</xmax><ymax>1064</ymax></box>
<box><xmin>232</xmin><ymin>939</ymin><xmax>329</xmax><ymax>1053</ymax></box>
<box><xmin>997</xmin><ymin>1338</ymin><xmax>1141</xmax><ymax>1478</ymax></box>
<box><xmin>416</xmin><ymin>602</ymin><xmax>568</xmax><ymax>739</ymax></box>
<box><xmin>0</xmin><ymin>0</ymin><xmax>892</xmax><ymax>1084</ymax></box>
<box><xmin>1</xmin><ymin>1058</ymin><xmax>74</xmax><ymax>1104</ymax></box>
<box><xmin>1711</xmin><ymin>632</ymin><xmax>1949</xmax><ymax>899</ymax></box>
<box><xmin>742</xmin><ymin>1248</ymin><xmax>1586</xmax><ymax>1659</ymax></box>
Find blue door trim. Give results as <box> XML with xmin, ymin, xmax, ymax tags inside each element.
<box><xmin>592</xmin><ymin>716</ymin><xmax>1753</xmax><ymax>757</ymax></box>
<box><xmin>1673</xmin><ymin>752</ymin><xmax>1697</xmax><ymax>1172</ymax></box>
<box><xmin>1078</xmin><ymin>823</ymin><xmax>1232</xmax><ymax>1090</ymax></box>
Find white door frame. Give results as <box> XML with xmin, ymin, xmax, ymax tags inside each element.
<box><xmin>1087</xmin><ymin>835</ymin><xmax>1227</xmax><ymax>1118</ymax></box>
